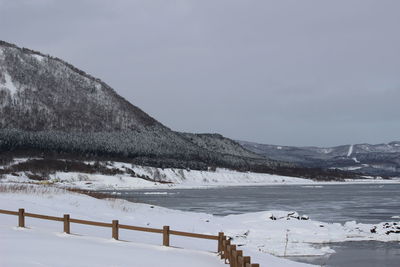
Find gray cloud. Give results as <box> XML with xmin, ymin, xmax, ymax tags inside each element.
<box><xmin>1</xmin><ymin>0</ymin><xmax>399</xmax><ymax>146</ymax></box>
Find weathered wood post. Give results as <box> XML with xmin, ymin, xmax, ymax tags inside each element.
<box><xmin>238</xmin><ymin>254</ymin><xmax>244</xmax><ymax>267</ymax></box>
<box><xmin>243</xmin><ymin>256</ymin><xmax>251</xmax><ymax>267</ymax></box>
<box><xmin>232</xmin><ymin>249</ymin><xmax>237</xmax><ymax>267</ymax></box>
<box><xmin>221</xmin><ymin>238</ymin><xmax>226</xmax><ymax>259</ymax></box>
<box><xmin>112</xmin><ymin>220</ymin><xmax>119</xmax><ymax>240</ymax></box>
<box><xmin>218</xmin><ymin>232</ymin><xmax>224</xmax><ymax>253</ymax></box>
<box><xmin>226</xmin><ymin>244</ymin><xmax>233</xmax><ymax>265</ymax></box>
<box><xmin>251</xmin><ymin>264</ymin><xmax>260</xmax><ymax>267</ymax></box>
<box><xmin>230</xmin><ymin>245</ymin><xmax>237</xmax><ymax>267</ymax></box>
<box><xmin>63</xmin><ymin>214</ymin><xmax>70</xmax><ymax>234</ymax></box>
<box><xmin>224</xmin><ymin>239</ymin><xmax>231</xmax><ymax>263</ymax></box>
<box><xmin>236</xmin><ymin>250</ymin><xmax>243</xmax><ymax>267</ymax></box>
<box><xmin>163</xmin><ymin>226</ymin><xmax>170</xmax><ymax>246</ymax></box>
<box><xmin>18</xmin><ymin>208</ymin><xmax>25</xmax><ymax>228</ymax></box>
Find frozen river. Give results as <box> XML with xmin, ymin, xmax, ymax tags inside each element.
<box><xmin>101</xmin><ymin>183</ymin><xmax>400</xmax><ymax>224</ymax></box>
<box><xmin>100</xmin><ymin>183</ymin><xmax>400</xmax><ymax>266</ymax></box>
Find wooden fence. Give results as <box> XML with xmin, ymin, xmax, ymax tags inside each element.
<box><xmin>0</xmin><ymin>208</ymin><xmax>260</xmax><ymax>267</ymax></box>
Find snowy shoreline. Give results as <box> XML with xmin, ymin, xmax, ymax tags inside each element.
<box><xmin>4</xmin><ymin>173</ymin><xmax>399</xmax><ymax>191</ymax></box>
<box><xmin>2</xmin><ymin>159</ymin><xmax>399</xmax><ymax>190</ymax></box>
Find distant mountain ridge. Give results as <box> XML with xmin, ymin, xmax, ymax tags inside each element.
<box><xmin>239</xmin><ymin>140</ymin><xmax>400</xmax><ymax>177</ymax></box>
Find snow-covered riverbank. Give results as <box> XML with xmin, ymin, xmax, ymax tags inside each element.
<box><xmin>1</xmin><ymin>184</ymin><xmax>399</xmax><ymax>266</ymax></box>
<box><xmin>2</xmin><ymin>159</ymin><xmax>399</xmax><ymax>190</ymax></box>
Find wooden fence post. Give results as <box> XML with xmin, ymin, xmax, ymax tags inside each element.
<box><xmin>230</xmin><ymin>245</ymin><xmax>236</xmax><ymax>267</ymax></box>
<box><xmin>224</xmin><ymin>240</ymin><xmax>231</xmax><ymax>264</ymax></box>
<box><xmin>112</xmin><ymin>220</ymin><xmax>119</xmax><ymax>240</ymax></box>
<box><xmin>63</xmin><ymin>214</ymin><xmax>70</xmax><ymax>234</ymax></box>
<box><xmin>163</xmin><ymin>226</ymin><xmax>170</xmax><ymax>246</ymax></box>
<box><xmin>218</xmin><ymin>232</ymin><xmax>224</xmax><ymax>253</ymax></box>
<box><xmin>237</xmin><ymin>255</ymin><xmax>244</xmax><ymax>267</ymax></box>
<box><xmin>236</xmin><ymin>250</ymin><xmax>243</xmax><ymax>267</ymax></box>
<box><xmin>251</xmin><ymin>264</ymin><xmax>260</xmax><ymax>267</ymax></box>
<box><xmin>231</xmin><ymin>249</ymin><xmax>237</xmax><ymax>267</ymax></box>
<box><xmin>243</xmin><ymin>256</ymin><xmax>250</xmax><ymax>267</ymax></box>
<box><xmin>221</xmin><ymin>238</ymin><xmax>226</xmax><ymax>259</ymax></box>
<box><xmin>226</xmin><ymin>245</ymin><xmax>231</xmax><ymax>265</ymax></box>
<box><xmin>18</xmin><ymin>208</ymin><xmax>25</xmax><ymax>228</ymax></box>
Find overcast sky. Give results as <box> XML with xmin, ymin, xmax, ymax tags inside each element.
<box><xmin>1</xmin><ymin>0</ymin><xmax>399</xmax><ymax>146</ymax></box>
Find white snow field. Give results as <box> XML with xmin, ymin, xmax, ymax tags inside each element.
<box><xmin>1</xmin><ymin>185</ymin><xmax>400</xmax><ymax>266</ymax></box>
<box><xmin>1</xmin><ymin>228</ymin><xmax>224</xmax><ymax>267</ymax></box>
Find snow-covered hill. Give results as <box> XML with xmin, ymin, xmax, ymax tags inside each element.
<box><xmin>1</xmin><ymin>40</ymin><xmax>360</xmax><ymax>181</ymax></box>
<box><xmin>0</xmin><ymin>40</ymin><xmax>277</xmax><ymax>173</ymax></box>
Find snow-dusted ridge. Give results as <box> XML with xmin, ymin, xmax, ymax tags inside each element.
<box><xmin>239</xmin><ymin>140</ymin><xmax>400</xmax><ymax>177</ymax></box>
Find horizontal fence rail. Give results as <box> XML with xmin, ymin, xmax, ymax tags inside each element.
<box><xmin>0</xmin><ymin>208</ymin><xmax>260</xmax><ymax>267</ymax></box>
<box><xmin>25</xmin><ymin>212</ymin><xmax>64</xmax><ymax>222</ymax></box>
<box><xmin>170</xmin><ymin>229</ymin><xmax>219</xmax><ymax>240</ymax></box>
<box><xmin>69</xmin><ymin>218</ymin><xmax>112</xmax><ymax>227</ymax></box>
<box><xmin>119</xmin><ymin>224</ymin><xmax>163</xmax><ymax>234</ymax></box>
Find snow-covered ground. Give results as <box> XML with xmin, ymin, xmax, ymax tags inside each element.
<box><xmin>0</xmin><ymin>184</ymin><xmax>309</xmax><ymax>267</ymax></box>
<box><xmin>1</xmin><ymin>227</ymin><xmax>224</xmax><ymax>267</ymax></box>
<box><xmin>1</xmin><ymin>184</ymin><xmax>399</xmax><ymax>266</ymax></box>
<box><xmin>2</xmin><ymin>159</ymin><xmax>399</xmax><ymax>190</ymax></box>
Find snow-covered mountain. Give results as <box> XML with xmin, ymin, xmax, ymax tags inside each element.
<box><xmin>0</xmin><ymin>40</ymin><xmax>279</xmax><ymax>173</ymax></box>
<box><xmin>0</xmin><ymin>41</ymin><xmax>366</xmax><ymax>180</ymax></box>
<box><xmin>239</xmin><ymin>141</ymin><xmax>400</xmax><ymax>177</ymax></box>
